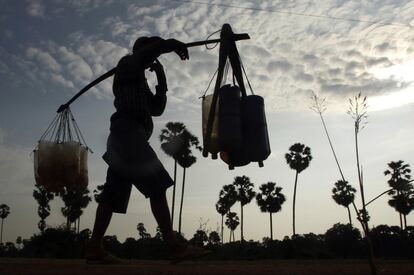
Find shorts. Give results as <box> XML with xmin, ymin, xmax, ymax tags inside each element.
<box><xmin>100</xmin><ymin>117</ymin><xmax>174</xmax><ymax>213</ymax></box>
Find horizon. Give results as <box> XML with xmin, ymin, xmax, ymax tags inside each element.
<box><xmin>1</xmin><ymin>0</ymin><xmax>414</xmax><ymax>244</ymax></box>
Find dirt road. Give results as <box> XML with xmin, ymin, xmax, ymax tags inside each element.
<box><xmin>1</xmin><ymin>258</ymin><xmax>413</xmax><ymax>275</ymax></box>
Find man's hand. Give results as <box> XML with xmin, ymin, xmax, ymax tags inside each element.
<box><xmin>170</xmin><ymin>39</ymin><xmax>189</xmax><ymax>60</ymax></box>
<box><xmin>149</xmin><ymin>59</ymin><xmax>164</xmax><ymax>73</ymax></box>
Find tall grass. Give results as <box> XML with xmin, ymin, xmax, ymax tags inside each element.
<box><xmin>310</xmin><ymin>91</ymin><xmax>377</xmax><ymax>275</ymax></box>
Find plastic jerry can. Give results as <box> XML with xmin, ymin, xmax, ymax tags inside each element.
<box><xmin>220</xmin><ymin>150</ymin><xmax>250</xmax><ymax>170</ymax></box>
<box><xmin>202</xmin><ymin>94</ymin><xmax>220</xmax><ymax>159</ymax></box>
<box><xmin>218</xmin><ymin>84</ymin><xmax>243</xmax><ymax>153</ymax></box>
<box><xmin>241</xmin><ymin>95</ymin><xmax>271</xmax><ymax>167</ymax></box>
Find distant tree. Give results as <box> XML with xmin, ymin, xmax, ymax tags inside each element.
<box><xmin>384</xmin><ymin>160</ymin><xmax>413</xmax><ymax>230</ymax></box>
<box><xmin>332</xmin><ymin>180</ymin><xmax>357</xmax><ymax>226</ymax></box>
<box><xmin>33</xmin><ymin>183</ymin><xmax>54</xmax><ymax>232</ymax></box>
<box><xmin>60</xmin><ymin>186</ymin><xmax>92</xmax><ymax>232</ymax></box>
<box><xmin>208</xmin><ymin>231</ymin><xmax>221</xmax><ymax>246</ymax></box>
<box><xmin>256</xmin><ymin>182</ymin><xmax>286</xmax><ymax>240</ymax></box>
<box><xmin>159</xmin><ymin>122</ymin><xmax>187</xmax><ymax>227</ymax></box>
<box><xmin>154</xmin><ymin>226</ymin><xmax>163</xmax><ymax>240</ymax></box>
<box><xmin>93</xmin><ymin>184</ymin><xmax>104</xmax><ymax>203</ymax></box>
<box><xmin>216</xmin><ymin>184</ymin><xmax>237</xmax><ymax>243</ymax></box>
<box><xmin>232</xmin><ymin>176</ymin><xmax>255</xmax><ymax>241</ymax></box>
<box><xmin>0</xmin><ymin>204</ymin><xmax>10</xmax><ymax>244</ymax></box>
<box><xmin>285</xmin><ymin>143</ymin><xmax>312</xmax><ymax>235</ymax></box>
<box><xmin>325</xmin><ymin>223</ymin><xmax>362</xmax><ymax>258</ymax></box>
<box><xmin>225</xmin><ymin>212</ymin><xmax>239</xmax><ymax>242</ymax></box>
<box><xmin>16</xmin><ymin>236</ymin><xmax>22</xmax><ymax>250</ymax></box>
<box><xmin>176</xmin><ymin>128</ymin><xmax>202</xmax><ymax>234</ymax></box>
<box><xmin>137</xmin><ymin>223</ymin><xmax>151</xmax><ymax>239</ymax></box>
<box><xmin>190</xmin><ymin>229</ymin><xmax>208</xmax><ymax>247</ymax></box>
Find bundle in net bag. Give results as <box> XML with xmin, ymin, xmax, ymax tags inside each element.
<box><xmin>33</xmin><ymin>108</ymin><xmax>90</xmax><ymax>193</ymax></box>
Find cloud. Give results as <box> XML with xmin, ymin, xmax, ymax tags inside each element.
<box><xmin>26</xmin><ymin>47</ymin><xmax>61</xmax><ymax>72</ymax></box>
<box><xmin>267</xmin><ymin>60</ymin><xmax>293</xmax><ymax>73</ymax></box>
<box><xmin>5</xmin><ymin>0</ymin><xmax>414</xmax><ymax>113</ymax></box>
<box><xmin>26</xmin><ymin>0</ymin><xmax>45</xmax><ymax>18</ymax></box>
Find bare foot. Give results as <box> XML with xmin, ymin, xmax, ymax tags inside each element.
<box><xmin>85</xmin><ymin>244</ymin><xmax>125</xmax><ymax>264</ymax></box>
<box><xmin>170</xmin><ymin>244</ymin><xmax>211</xmax><ymax>264</ymax></box>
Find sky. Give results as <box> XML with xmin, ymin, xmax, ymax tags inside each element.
<box><xmin>1</xmin><ymin>0</ymin><xmax>414</xmax><ymax>244</ymax></box>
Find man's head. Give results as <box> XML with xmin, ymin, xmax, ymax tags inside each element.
<box><xmin>132</xmin><ymin>36</ymin><xmax>161</xmax><ymax>53</ymax></box>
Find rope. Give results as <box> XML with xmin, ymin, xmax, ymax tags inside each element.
<box><xmin>239</xmin><ymin>54</ymin><xmax>255</xmax><ymax>95</ymax></box>
<box><xmin>36</xmin><ymin>107</ymin><xmax>92</xmax><ymax>152</ymax></box>
<box><xmin>205</xmin><ymin>29</ymin><xmax>221</xmax><ymax>50</ymax></box>
<box><xmin>200</xmin><ymin>68</ymin><xmax>218</xmax><ymax>99</ymax></box>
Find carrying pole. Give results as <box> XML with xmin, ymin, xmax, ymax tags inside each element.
<box><xmin>57</xmin><ymin>33</ymin><xmax>250</xmax><ymax>113</ymax></box>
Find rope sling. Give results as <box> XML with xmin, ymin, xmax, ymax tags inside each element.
<box><xmin>202</xmin><ymin>24</ymin><xmax>271</xmax><ymax>169</ymax></box>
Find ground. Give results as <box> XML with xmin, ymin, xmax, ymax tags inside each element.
<box><xmin>1</xmin><ymin>258</ymin><xmax>413</xmax><ymax>275</ymax></box>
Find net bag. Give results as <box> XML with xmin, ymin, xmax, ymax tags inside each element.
<box><xmin>33</xmin><ymin>108</ymin><xmax>90</xmax><ymax>193</ymax></box>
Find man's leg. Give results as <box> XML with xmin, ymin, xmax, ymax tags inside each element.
<box><xmin>149</xmin><ymin>190</ymin><xmax>210</xmax><ymax>263</ymax></box>
<box><xmin>86</xmin><ymin>202</ymin><xmax>113</xmax><ymax>257</ymax></box>
<box><xmin>149</xmin><ymin>191</ymin><xmax>179</xmax><ymax>249</ymax></box>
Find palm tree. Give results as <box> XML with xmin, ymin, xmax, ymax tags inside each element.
<box><xmin>388</xmin><ymin>191</ymin><xmax>414</xmax><ymax>230</ymax></box>
<box><xmin>285</xmin><ymin>143</ymin><xmax>312</xmax><ymax>236</ymax></box>
<box><xmin>0</xmin><ymin>204</ymin><xmax>10</xmax><ymax>244</ymax></box>
<box><xmin>225</xmin><ymin>211</ymin><xmax>239</xmax><ymax>242</ymax></box>
<box><xmin>176</xmin><ymin>129</ymin><xmax>202</xmax><ymax>235</ymax></box>
<box><xmin>137</xmin><ymin>222</ymin><xmax>151</xmax><ymax>239</ymax></box>
<box><xmin>60</xmin><ymin>186</ymin><xmax>92</xmax><ymax>232</ymax></box>
<box><xmin>256</xmin><ymin>182</ymin><xmax>286</xmax><ymax>240</ymax></box>
<box><xmin>232</xmin><ymin>176</ymin><xmax>255</xmax><ymax>241</ymax></box>
<box><xmin>93</xmin><ymin>184</ymin><xmax>104</xmax><ymax>203</ymax></box>
<box><xmin>159</xmin><ymin>122</ymin><xmax>187</xmax><ymax>227</ymax></box>
<box><xmin>384</xmin><ymin>160</ymin><xmax>413</xmax><ymax>230</ymax></box>
<box><xmin>33</xmin><ymin>183</ymin><xmax>54</xmax><ymax>232</ymax></box>
<box><xmin>215</xmin><ymin>184</ymin><xmax>237</xmax><ymax>243</ymax></box>
<box><xmin>332</xmin><ymin>180</ymin><xmax>357</xmax><ymax>226</ymax></box>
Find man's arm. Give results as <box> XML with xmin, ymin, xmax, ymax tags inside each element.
<box><xmin>148</xmin><ymin>60</ymin><xmax>167</xmax><ymax>116</ymax></box>
<box><xmin>132</xmin><ymin>37</ymin><xmax>189</xmax><ymax>68</ymax></box>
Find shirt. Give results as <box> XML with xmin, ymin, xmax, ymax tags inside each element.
<box><xmin>110</xmin><ymin>54</ymin><xmax>167</xmax><ymax>139</ymax></box>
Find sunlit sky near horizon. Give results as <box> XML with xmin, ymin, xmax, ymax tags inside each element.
<box><xmin>1</xmin><ymin>0</ymin><xmax>414</xmax><ymax>244</ymax></box>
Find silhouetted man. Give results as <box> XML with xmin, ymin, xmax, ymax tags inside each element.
<box><xmin>86</xmin><ymin>37</ymin><xmax>208</xmax><ymax>264</ymax></box>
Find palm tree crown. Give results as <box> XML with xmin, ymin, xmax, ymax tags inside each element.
<box><xmin>233</xmin><ymin>176</ymin><xmax>256</xmax><ymax>206</ymax></box>
<box><xmin>256</xmin><ymin>182</ymin><xmax>286</xmax><ymax>214</ymax></box>
<box><xmin>159</xmin><ymin>122</ymin><xmax>187</xmax><ymax>158</ymax></box>
<box><xmin>384</xmin><ymin>160</ymin><xmax>412</xmax><ymax>192</ymax></box>
<box><xmin>0</xmin><ymin>204</ymin><xmax>9</xmax><ymax>220</ymax></box>
<box><xmin>332</xmin><ymin>180</ymin><xmax>356</xmax><ymax>208</ymax></box>
<box><xmin>285</xmin><ymin>143</ymin><xmax>313</xmax><ymax>173</ymax></box>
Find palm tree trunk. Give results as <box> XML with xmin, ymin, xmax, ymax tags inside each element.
<box><xmin>399</xmin><ymin>213</ymin><xmax>403</xmax><ymax>230</ymax></box>
<box><xmin>178</xmin><ymin>167</ymin><xmax>186</xmax><ymax>234</ymax></box>
<box><xmin>221</xmin><ymin>214</ymin><xmax>224</xmax><ymax>244</ymax></box>
<box><xmin>240</xmin><ymin>202</ymin><xmax>244</xmax><ymax>242</ymax></box>
<box><xmin>354</xmin><ymin>127</ymin><xmax>377</xmax><ymax>275</ymax></box>
<box><xmin>171</xmin><ymin>160</ymin><xmax>177</xmax><ymax>227</ymax></box>
<box><xmin>232</xmin><ymin>231</ymin><xmax>235</xmax><ymax>242</ymax></box>
<box><xmin>270</xmin><ymin>212</ymin><xmax>273</xmax><ymax>240</ymax></box>
<box><xmin>0</xmin><ymin>219</ymin><xmax>3</xmax><ymax>244</ymax></box>
<box><xmin>347</xmin><ymin>206</ymin><xmax>352</xmax><ymax>226</ymax></box>
<box><xmin>292</xmin><ymin>171</ymin><xmax>298</xmax><ymax>236</ymax></box>
<box><xmin>77</xmin><ymin>217</ymin><xmax>80</xmax><ymax>234</ymax></box>
<box><xmin>229</xmin><ymin>230</ymin><xmax>232</xmax><ymax>242</ymax></box>
<box><xmin>404</xmin><ymin>214</ymin><xmax>407</xmax><ymax>231</ymax></box>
